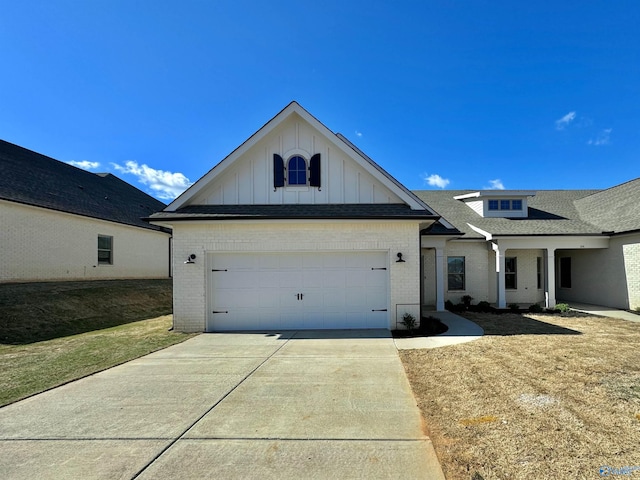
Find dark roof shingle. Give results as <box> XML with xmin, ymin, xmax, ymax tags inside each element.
<box><xmin>0</xmin><ymin>140</ymin><xmax>166</xmax><ymax>230</ymax></box>
<box><xmin>149</xmin><ymin>203</ymin><xmax>439</xmax><ymax>221</ymax></box>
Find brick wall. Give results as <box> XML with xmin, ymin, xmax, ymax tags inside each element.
<box><xmin>0</xmin><ymin>200</ymin><xmax>170</xmax><ymax>282</ymax></box>
<box><xmin>171</xmin><ymin>220</ymin><xmax>422</xmax><ymax>332</ymax></box>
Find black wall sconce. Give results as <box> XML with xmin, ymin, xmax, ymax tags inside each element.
<box><xmin>184</xmin><ymin>254</ymin><xmax>196</xmax><ymax>264</ymax></box>
<box><xmin>396</xmin><ymin>252</ymin><xmax>405</xmax><ymax>263</ymax></box>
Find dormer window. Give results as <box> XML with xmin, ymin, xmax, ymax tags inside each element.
<box><xmin>454</xmin><ymin>191</ymin><xmax>535</xmax><ymax>218</ymax></box>
<box><xmin>287</xmin><ymin>156</ymin><xmax>307</xmax><ymax>185</ymax></box>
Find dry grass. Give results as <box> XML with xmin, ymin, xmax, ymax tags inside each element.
<box><xmin>399</xmin><ymin>312</ymin><xmax>640</xmax><ymax>480</ymax></box>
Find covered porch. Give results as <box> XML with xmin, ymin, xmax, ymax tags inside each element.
<box><xmin>421</xmin><ymin>234</ymin><xmax>610</xmax><ymax>311</ymax></box>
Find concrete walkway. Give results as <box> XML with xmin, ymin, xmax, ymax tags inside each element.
<box><xmin>394</xmin><ymin>311</ymin><xmax>485</xmax><ymax>350</ymax></box>
<box><xmin>0</xmin><ymin>330</ymin><xmax>444</xmax><ymax>480</ymax></box>
<box><xmin>567</xmin><ymin>302</ymin><xmax>640</xmax><ymax>323</ymax></box>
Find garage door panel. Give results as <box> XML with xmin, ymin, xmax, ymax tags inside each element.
<box><xmin>208</xmin><ymin>252</ymin><xmax>388</xmax><ymax>331</ymax></box>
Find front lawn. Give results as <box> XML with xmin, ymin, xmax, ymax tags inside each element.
<box><xmin>0</xmin><ymin>315</ymin><xmax>197</xmax><ymax>406</ymax></box>
<box><xmin>400</xmin><ymin>312</ymin><xmax>640</xmax><ymax>479</ymax></box>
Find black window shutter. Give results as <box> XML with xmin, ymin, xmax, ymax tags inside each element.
<box><xmin>309</xmin><ymin>153</ymin><xmax>321</xmax><ymax>188</ymax></box>
<box><xmin>273</xmin><ymin>154</ymin><xmax>285</xmax><ymax>189</ymax></box>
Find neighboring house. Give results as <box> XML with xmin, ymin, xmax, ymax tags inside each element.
<box><xmin>150</xmin><ymin>102</ymin><xmax>639</xmax><ymax>332</ymax></box>
<box><xmin>0</xmin><ymin>140</ymin><xmax>172</xmax><ymax>283</ymax></box>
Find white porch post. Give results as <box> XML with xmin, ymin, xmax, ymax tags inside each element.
<box><xmin>545</xmin><ymin>248</ymin><xmax>557</xmax><ymax>308</ymax></box>
<box><xmin>435</xmin><ymin>247</ymin><xmax>445</xmax><ymax>311</ymax></box>
<box><xmin>493</xmin><ymin>243</ymin><xmax>506</xmax><ymax>308</ymax></box>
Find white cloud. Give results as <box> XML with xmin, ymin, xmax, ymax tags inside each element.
<box><xmin>588</xmin><ymin>128</ymin><xmax>612</xmax><ymax>146</ymax></box>
<box><xmin>67</xmin><ymin>160</ymin><xmax>101</xmax><ymax>171</ymax></box>
<box><xmin>487</xmin><ymin>179</ymin><xmax>505</xmax><ymax>190</ymax></box>
<box><xmin>111</xmin><ymin>161</ymin><xmax>193</xmax><ymax>200</ymax></box>
<box><xmin>424</xmin><ymin>173</ymin><xmax>450</xmax><ymax>189</ymax></box>
<box><xmin>555</xmin><ymin>111</ymin><xmax>576</xmax><ymax>130</ymax></box>
<box><xmin>355</xmin><ymin>130</ymin><xmax>362</xmax><ymax>137</ymax></box>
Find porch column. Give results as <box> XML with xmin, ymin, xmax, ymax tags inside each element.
<box><xmin>493</xmin><ymin>243</ymin><xmax>506</xmax><ymax>308</ymax></box>
<box><xmin>435</xmin><ymin>247</ymin><xmax>445</xmax><ymax>311</ymax></box>
<box><xmin>545</xmin><ymin>248</ymin><xmax>556</xmax><ymax>308</ymax></box>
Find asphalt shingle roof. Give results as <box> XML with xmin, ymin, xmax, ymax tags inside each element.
<box><xmin>574</xmin><ymin>178</ymin><xmax>640</xmax><ymax>233</ymax></box>
<box><xmin>149</xmin><ymin>203</ymin><xmax>440</xmax><ymax>221</ymax></box>
<box><xmin>415</xmin><ymin>183</ymin><xmax>640</xmax><ymax>238</ymax></box>
<box><xmin>0</xmin><ymin>140</ymin><xmax>166</xmax><ymax>230</ymax></box>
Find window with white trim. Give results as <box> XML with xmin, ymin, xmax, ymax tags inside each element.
<box><xmin>98</xmin><ymin>235</ymin><xmax>113</xmax><ymax>265</ymax></box>
<box><xmin>447</xmin><ymin>256</ymin><xmax>465</xmax><ymax>291</ymax></box>
<box><xmin>287</xmin><ymin>156</ymin><xmax>307</xmax><ymax>185</ymax></box>
<box><xmin>489</xmin><ymin>199</ymin><xmax>523</xmax><ymax>211</ymax></box>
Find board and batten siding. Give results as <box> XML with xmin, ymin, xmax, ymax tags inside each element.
<box><xmin>191</xmin><ymin>113</ymin><xmax>404</xmax><ymax>206</ymax></box>
<box><xmin>0</xmin><ymin>200</ymin><xmax>170</xmax><ymax>282</ymax></box>
<box><xmin>171</xmin><ymin>220</ymin><xmax>422</xmax><ymax>332</ymax></box>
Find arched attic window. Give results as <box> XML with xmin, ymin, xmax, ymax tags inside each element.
<box><xmin>287</xmin><ymin>155</ymin><xmax>307</xmax><ymax>185</ymax></box>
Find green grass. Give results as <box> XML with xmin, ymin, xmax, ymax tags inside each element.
<box><xmin>0</xmin><ymin>315</ymin><xmax>197</xmax><ymax>407</ymax></box>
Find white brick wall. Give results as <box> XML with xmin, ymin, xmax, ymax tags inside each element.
<box><xmin>423</xmin><ymin>241</ymin><xmax>546</xmax><ymax>307</ymax></box>
<box><xmin>171</xmin><ymin>220</ymin><xmax>422</xmax><ymax>332</ymax></box>
<box><xmin>560</xmin><ymin>233</ymin><xmax>640</xmax><ymax>310</ymax></box>
<box><xmin>624</xmin><ymin>239</ymin><xmax>640</xmax><ymax>310</ymax></box>
<box><xmin>0</xmin><ymin>200</ymin><xmax>170</xmax><ymax>282</ymax></box>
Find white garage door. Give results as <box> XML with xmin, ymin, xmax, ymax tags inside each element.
<box><xmin>207</xmin><ymin>251</ymin><xmax>389</xmax><ymax>331</ymax></box>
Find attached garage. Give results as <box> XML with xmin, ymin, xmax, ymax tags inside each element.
<box><xmin>207</xmin><ymin>251</ymin><xmax>389</xmax><ymax>331</ymax></box>
<box><xmin>149</xmin><ymin>102</ymin><xmax>439</xmax><ymax>333</ymax></box>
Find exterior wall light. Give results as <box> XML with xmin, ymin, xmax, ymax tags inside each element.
<box><xmin>396</xmin><ymin>252</ymin><xmax>405</xmax><ymax>263</ymax></box>
<box><xmin>184</xmin><ymin>254</ymin><xmax>196</xmax><ymax>264</ymax></box>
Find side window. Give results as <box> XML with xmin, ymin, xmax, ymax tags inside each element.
<box><xmin>505</xmin><ymin>257</ymin><xmax>517</xmax><ymax>289</ymax></box>
<box><xmin>287</xmin><ymin>156</ymin><xmax>307</xmax><ymax>185</ymax></box>
<box><xmin>447</xmin><ymin>256</ymin><xmax>465</xmax><ymax>290</ymax></box>
<box><xmin>98</xmin><ymin>235</ymin><xmax>113</xmax><ymax>265</ymax></box>
<box><xmin>512</xmin><ymin>199</ymin><xmax>523</xmax><ymax>210</ymax></box>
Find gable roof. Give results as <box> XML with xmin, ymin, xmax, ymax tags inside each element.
<box><xmin>164</xmin><ymin>101</ymin><xmax>433</xmax><ymax>214</ymax></box>
<box><xmin>0</xmin><ymin>139</ymin><xmax>167</xmax><ymax>231</ymax></box>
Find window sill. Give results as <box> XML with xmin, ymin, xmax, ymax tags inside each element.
<box><xmin>285</xmin><ymin>186</ymin><xmax>310</xmax><ymax>192</ymax></box>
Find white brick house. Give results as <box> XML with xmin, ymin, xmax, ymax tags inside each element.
<box><xmin>0</xmin><ymin>140</ymin><xmax>171</xmax><ymax>282</ymax></box>
<box><xmin>152</xmin><ymin>103</ymin><xmax>640</xmax><ymax>332</ymax></box>
<box><xmin>150</xmin><ymin>102</ymin><xmax>444</xmax><ymax>332</ymax></box>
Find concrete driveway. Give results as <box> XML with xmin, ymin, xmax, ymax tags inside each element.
<box><xmin>0</xmin><ymin>330</ymin><xmax>444</xmax><ymax>479</ymax></box>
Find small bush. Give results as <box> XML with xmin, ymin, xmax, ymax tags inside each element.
<box><xmin>477</xmin><ymin>301</ymin><xmax>492</xmax><ymax>312</ymax></box>
<box><xmin>461</xmin><ymin>295</ymin><xmax>474</xmax><ymax>307</ymax></box>
<box><xmin>528</xmin><ymin>303</ymin><xmax>543</xmax><ymax>313</ymax></box>
<box><xmin>401</xmin><ymin>312</ymin><xmax>417</xmax><ymax>332</ymax></box>
<box><xmin>555</xmin><ymin>303</ymin><xmax>570</xmax><ymax>313</ymax></box>
<box><xmin>508</xmin><ymin>303</ymin><xmax>520</xmax><ymax>312</ymax></box>
<box><xmin>445</xmin><ymin>300</ymin><xmax>455</xmax><ymax>311</ymax></box>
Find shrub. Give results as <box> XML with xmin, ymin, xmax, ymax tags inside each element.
<box><xmin>445</xmin><ymin>300</ymin><xmax>455</xmax><ymax>311</ymax></box>
<box><xmin>461</xmin><ymin>295</ymin><xmax>474</xmax><ymax>307</ymax></box>
<box><xmin>508</xmin><ymin>303</ymin><xmax>520</xmax><ymax>312</ymax></box>
<box><xmin>401</xmin><ymin>312</ymin><xmax>417</xmax><ymax>332</ymax></box>
<box><xmin>555</xmin><ymin>303</ymin><xmax>570</xmax><ymax>313</ymax></box>
<box><xmin>477</xmin><ymin>301</ymin><xmax>492</xmax><ymax>312</ymax></box>
<box><xmin>528</xmin><ymin>303</ymin><xmax>543</xmax><ymax>313</ymax></box>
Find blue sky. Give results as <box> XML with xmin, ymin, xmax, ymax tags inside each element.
<box><xmin>1</xmin><ymin>1</ymin><xmax>639</xmax><ymax>201</ymax></box>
